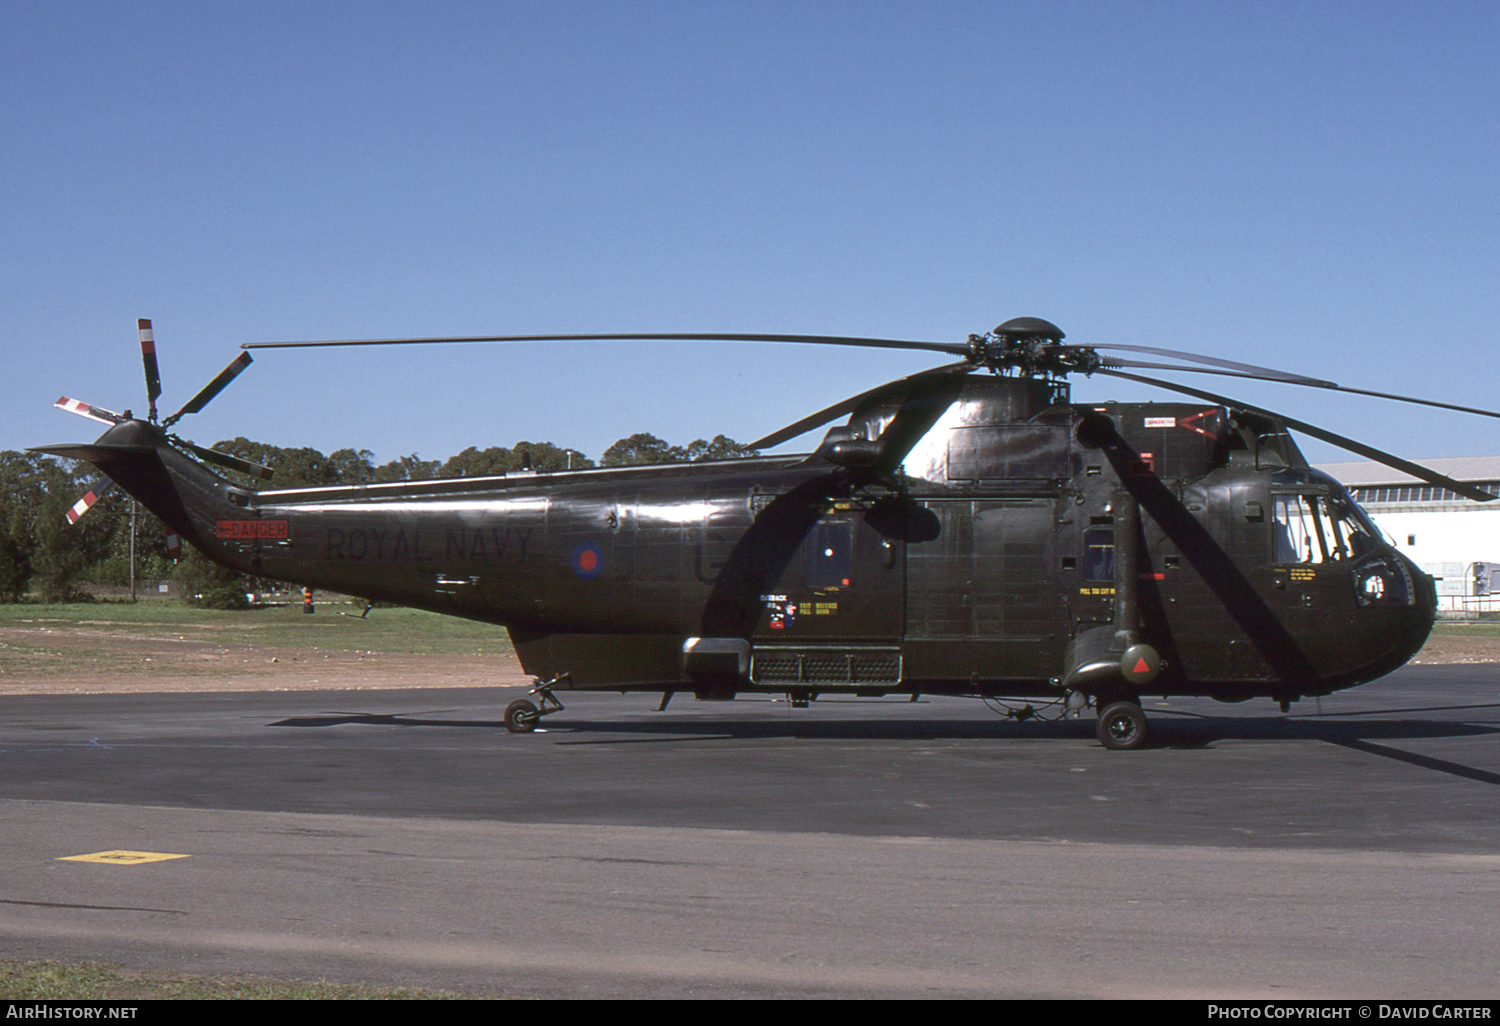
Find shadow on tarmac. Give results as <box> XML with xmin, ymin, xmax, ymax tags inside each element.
<box><xmin>269</xmin><ymin>696</ymin><xmax>1500</xmax><ymax>757</ymax></box>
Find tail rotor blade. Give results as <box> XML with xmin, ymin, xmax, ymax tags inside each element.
<box><xmin>138</xmin><ymin>318</ymin><xmax>162</xmax><ymax>422</ymax></box>
<box><xmin>162</xmin><ymin>352</ymin><xmax>253</xmax><ymax>428</ymax></box>
<box><xmin>55</xmin><ymin>396</ymin><xmax>125</xmax><ymax>425</ymax></box>
<box><xmin>65</xmin><ymin>477</ymin><xmax>116</xmax><ymax>525</ymax></box>
<box><xmin>171</xmin><ymin>436</ymin><xmax>274</xmax><ymax>481</ymax></box>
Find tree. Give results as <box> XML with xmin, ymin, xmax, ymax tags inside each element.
<box><xmin>253</xmin><ymin>445</ymin><xmax>342</xmax><ymax>488</ymax></box>
<box><xmin>600</xmin><ymin>433</ymin><xmax>758</xmax><ymax>466</ymax></box>
<box><xmin>0</xmin><ymin>452</ymin><xmax>44</xmax><ymax>601</ymax></box>
<box><xmin>600</xmin><ymin>433</ymin><xmax>682</xmax><ymax>467</ymax></box>
<box><xmin>172</xmin><ymin>547</ymin><xmax>250</xmax><ymax>609</ymax></box>
<box><xmin>438</xmin><ymin>443</ymin><xmax>593</xmax><ymax>477</ymax></box>
<box><xmin>0</xmin><ymin>451</ymin><xmax>113</xmax><ymax>602</ymax></box>
<box><xmin>511</xmin><ymin>441</ymin><xmax>593</xmax><ymax>472</ymax></box>
<box><xmin>206</xmin><ymin>438</ymin><xmax>354</xmax><ymax>489</ymax></box>
<box><xmin>373</xmin><ymin>454</ymin><xmax>440</xmax><ymax>482</ymax></box>
<box><xmin>683</xmin><ymin>435</ymin><xmax>759</xmax><ymax>462</ymax></box>
<box><xmin>327</xmin><ymin>448</ymin><xmax>377</xmax><ymax>484</ymax></box>
<box><xmin>438</xmin><ymin>446</ymin><xmax>520</xmax><ymax>478</ymax></box>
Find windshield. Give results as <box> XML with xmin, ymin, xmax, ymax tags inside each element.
<box><xmin>1271</xmin><ymin>490</ymin><xmax>1382</xmax><ymax>564</ymax></box>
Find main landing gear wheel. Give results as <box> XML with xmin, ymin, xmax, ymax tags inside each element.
<box><xmin>1096</xmin><ymin>699</ymin><xmax>1148</xmax><ymax>751</ymax></box>
<box><xmin>504</xmin><ymin>699</ymin><xmax>540</xmax><ymax>733</ymax></box>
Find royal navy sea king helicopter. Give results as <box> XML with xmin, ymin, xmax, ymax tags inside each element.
<box><xmin>37</xmin><ymin>317</ymin><xmax>1500</xmax><ymax>749</ymax></box>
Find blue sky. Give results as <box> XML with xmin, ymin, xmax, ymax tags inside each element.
<box><xmin>5</xmin><ymin>0</ymin><xmax>1498</xmax><ymax>469</ymax></box>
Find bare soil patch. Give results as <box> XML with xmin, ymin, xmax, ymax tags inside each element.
<box><xmin>1409</xmin><ymin>630</ymin><xmax>1500</xmax><ymax>666</ymax></box>
<box><xmin>0</xmin><ymin>625</ymin><xmax>531</xmax><ymax>695</ymax></box>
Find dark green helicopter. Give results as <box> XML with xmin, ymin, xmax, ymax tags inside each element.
<box><xmin>38</xmin><ymin>317</ymin><xmax>1500</xmax><ymax>749</ymax></box>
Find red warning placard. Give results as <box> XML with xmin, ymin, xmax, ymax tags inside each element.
<box><xmin>216</xmin><ymin>520</ymin><xmax>290</xmax><ymax>539</ymax></box>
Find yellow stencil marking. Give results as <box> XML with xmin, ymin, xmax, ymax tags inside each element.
<box><xmin>57</xmin><ymin>850</ymin><xmax>190</xmax><ymax>865</ymax></box>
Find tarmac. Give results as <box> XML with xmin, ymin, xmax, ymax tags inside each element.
<box><xmin>2</xmin><ymin>664</ymin><xmax>1498</xmax><ymax>998</ymax></box>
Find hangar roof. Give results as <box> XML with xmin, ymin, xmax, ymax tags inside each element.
<box><xmin>1313</xmin><ymin>456</ymin><xmax>1500</xmax><ymax>487</ymax></box>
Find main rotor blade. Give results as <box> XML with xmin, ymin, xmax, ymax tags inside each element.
<box><xmin>242</xmin><ymin>331</ymin><xmax>970</xmax><ymax>357</ymax></box>
<box><xmin>162</xmin><ymin>352</ymin><xmax>253</xmax><ymax>428</ymax></box>
<box><xmin>55</xmin><ymin>396</ymin><xmax>124</xmax><ymax>425</ymax></box>
<box><xmin>1089</xmin><ymin>344</ymin><xmax>1336</xmax><ymax>387</ymax></box>
<box><xmin>1102</xmin><ymin>355</ymin><xmax>1500</xmax><ymax>421</ymax></box>
<box><xmin>747</xmin><ymin>362</ymin><xmax>972</xmax><ymax>450</ymax></box>
<box><xmin>1300</xmin><ymin>383</ymin><xmax>1500</xmax><ymax>422</ymax></box>
<box><xmin>1101</xmin><ymin>358</ymin><xmax>1341</xmax><ymax>388</ymax></box>
<box><xmin>1097</xmin><ymin>368</ymin><xmax>1499</xmax><ymax>503</ymax></box>
<box><xmin>138</xmin><ymin>318</ymin><xmax>162</xmax><ymax>422</ymax></box>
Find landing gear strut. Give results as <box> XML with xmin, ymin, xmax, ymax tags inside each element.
<box><xmin>1095</xmin><ymin>698</ymin><xmax>1148</xmax><ymax>751</ymax></box>
<box><xmin>504</xmin><ymin>675</ymin><xmax>569</xmax><ymax>733</ymax></box>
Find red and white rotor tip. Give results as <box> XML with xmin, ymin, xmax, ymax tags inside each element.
<box><xmin>55</xmin><ymin>396</ymin><xmax>122</xmax><ymax>425</ymax></box>
<box><xmin>138</xmin><ymin>317</ymin><xmax>161</xmax><ymax>420</ymax></box>
<box><xmin>65</xmin><ymin>484</ymin><xmax>110</xmax><ymax>524</ymax></box>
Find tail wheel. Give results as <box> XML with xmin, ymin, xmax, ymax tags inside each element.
<box><xmin>504</xmin><ymin>699</ymin><xmax>540</xmax><ymax>733</ymax></box>
<box><xmin>1096</xmin><ymin>699</ymin><xmax>1148</xmax><ymax>751</ymax></box>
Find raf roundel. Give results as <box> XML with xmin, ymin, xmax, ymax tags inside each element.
<box><xmin>571</xmin><ymin>541</ymin><xmax>604</xmax><ymax>580</ymax></box>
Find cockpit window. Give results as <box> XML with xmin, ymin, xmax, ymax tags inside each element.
<box><xmin>1271</xmin><ymin>492</ymin><xmax>1378</xmax><ymax>564</ymax></box>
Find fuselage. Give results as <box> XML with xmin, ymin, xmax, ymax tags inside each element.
<box><xmin>47</xmin><ymin>375</ymin><xmax>1436</xmax><ymax>706</ymax></box>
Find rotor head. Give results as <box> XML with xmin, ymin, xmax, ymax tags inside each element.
<box><xmin>966</xmin><ymin>316</ymin><xmax>1102</xmax><ymax>378</ymax></box>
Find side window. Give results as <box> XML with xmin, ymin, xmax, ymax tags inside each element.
<box><xmin>1082</xmin><ymin>527</ymin><xmax>1115</xmax><ymax>582</ymax></box>
<box><xmin>805</xmin><ymin>520</ymin><xmax>853</xmax><ymax>589</ymax></box>
<box><xmin>1273</xmin><ymin>495</ymin><xmax>1319</xmax><ymax>562</ymax></box>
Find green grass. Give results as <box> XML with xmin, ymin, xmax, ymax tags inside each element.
<box><xmin>1428</xmin><ymin>620</ymin><xmax>1500</xmax><ymax>638</ymax></box>
<box><xmin>0</xmin><ymin>957</ymin><xmax>489</xmax><ymax>999</ymax></box>
<box><xmin>0</xmin><ymin>599</ymin><xmax>514</xmax><ymax>656</ymax></box>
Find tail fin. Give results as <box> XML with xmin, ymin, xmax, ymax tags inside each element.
<box><xmin>32</xmin><ymin>420</ymin><xmax>256</xmax><ymax>565</ymax></box>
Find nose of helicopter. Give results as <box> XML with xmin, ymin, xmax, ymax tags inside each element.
<box><xmin>1344</xmin><ymin>549</ymin><xmax>1437</xmax><ymax>687</ymax></box>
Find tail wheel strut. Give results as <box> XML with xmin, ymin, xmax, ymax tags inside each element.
<box><xmin>504</xmin><ymin>674</ymin><xmax>569</xmax><ymax>733</ymax></box>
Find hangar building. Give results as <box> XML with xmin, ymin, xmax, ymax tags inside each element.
<box><xmin>1317</xmin><ymin>457</ymin><xmax>1500</xmax><ymax>613</ymax></box>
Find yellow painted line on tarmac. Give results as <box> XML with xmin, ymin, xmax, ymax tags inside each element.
<box><xmin>56</xmin><ymin>850</ymin><xmax>191</xmax><ymax>865</ymax></box>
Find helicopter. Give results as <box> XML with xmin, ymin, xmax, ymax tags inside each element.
<box><xmin>35</xmin><ymin>316</ymin><xmax>1500</xmax><ymax>749</ymax></box>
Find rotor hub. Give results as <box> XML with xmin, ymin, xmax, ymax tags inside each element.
<box><xmin>967</xmin><ymin>317</ymin><xmax>1101</xmax><ymax>378</ymax></box>
<box><xmin>994</xmin><ymin>316</ymin><xmax>1065</xmax><ymax>341</ymax></box>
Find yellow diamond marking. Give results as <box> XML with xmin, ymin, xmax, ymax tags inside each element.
<box><xmin>57</xmin><ymin>850</ymin><xmax>190</xmax><ymax>865</ymax></box>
